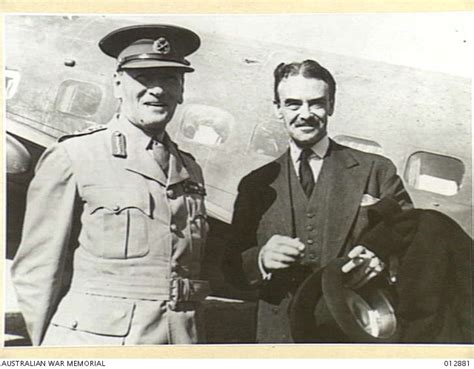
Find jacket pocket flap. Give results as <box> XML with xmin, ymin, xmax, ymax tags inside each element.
<box><xmin>50</xmin><ymin>293</ymin><xmax>134</xmax><ymax>337</ymax></box>
<box><xmin>85</xmin><ymin>186</ymin><xmax>151</xmax><ymax>216</ymax></box>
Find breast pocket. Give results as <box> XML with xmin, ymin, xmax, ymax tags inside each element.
<box><xmin>85</xmin><ymin>187</ymin><xmax>152</xmax><ymax>259</ymax></box>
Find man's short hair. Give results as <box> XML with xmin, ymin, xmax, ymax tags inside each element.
<box><xmin>273</xmin><ymin>59</ymin><xmax>336</xmax><ymax>104</ymax></box>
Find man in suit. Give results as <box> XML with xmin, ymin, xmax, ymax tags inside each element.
<box><xmin>223</xmin><ymin>59</ymin><xmax>412</xmax><ymax>343</ymax></box>
<box><xmin>12</xmin><ymin>24</ymin><xmax>209</xmax><ymax>346</ymax></box>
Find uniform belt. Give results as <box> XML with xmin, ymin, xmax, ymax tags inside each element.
<box><xmin>69</xmin><ymin>275</ymin><xmax>211</xmax><ymax>307</ymax></box>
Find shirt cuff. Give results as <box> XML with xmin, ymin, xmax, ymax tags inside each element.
<box><xmin>258</xmin><ymin>248</ymin><xmax>272</xmax><ymax>281</ymax></box>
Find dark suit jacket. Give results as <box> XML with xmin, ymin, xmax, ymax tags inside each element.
<box><xmin>288</xmin><ymin>198</ymin><xmax>473</xmax><ymax>343</ymax></box>
<box><xmin>224</xmin><ymin>140</ymin><xmax>412</xmax><ymax>342</ymax></box>
<box><xmin>361</xmin><ymin>206</ymin><xmax>473</xmax><ymax>343</ymax></box>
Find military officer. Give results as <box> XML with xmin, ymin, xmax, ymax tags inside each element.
<box><xmin>12</xmin><ymin>24</ymin><xmax>210</xmax><ymax>346</ymax></box>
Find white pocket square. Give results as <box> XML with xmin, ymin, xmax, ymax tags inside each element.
<box><xmin>360</xmin><ymin>193</ymin><xmax>380</xmax><ymax>207</ymax></box>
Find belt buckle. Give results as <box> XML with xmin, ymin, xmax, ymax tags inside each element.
<box><xmin>169</xmin><ymin>278</ymin><xmax>191</xmax><ymax>310</ymax></box>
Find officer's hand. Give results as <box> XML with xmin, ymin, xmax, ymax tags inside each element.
<box><xmin>341</xmin><ymin>245</ymin><xmax>385</xmax><ymax>289</ymax></box>
<box><xmin>261</xmin><ymin>235</ymin><xmax>305</xmax><ymax>271</ymax></box>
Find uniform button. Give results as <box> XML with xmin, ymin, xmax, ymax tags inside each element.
<box><xmin>309</xmin><ymin>252</ymin><xmax>316</xmax><ymax>260</ymax></box>
<box><xmin>306</xmin><ymin>225</ymin><xmax>314</xmax><ymax>231</ymax></box>
<box><xmin>112</xmin><ymin>205</ymin><xmax>120</xmax><ymax>212</ymax></box>
<box><xmin>170</xmin><ymin>224</ymin><xmax>178</xmax><ymax>232</ymax></box>
<box><xmin>166</xmin><ymin>189</ymin><xmax>175</xmax><ymax>199</ymax></box>
<box><xmin>71</xmin><ymin>320</ymin><xmax>78</xmax><ymax>329</ymax></box>
<box><xmin>307</xmin><ymin>239</ymin><xmax>314</xmax><ymax>245</ymax></box>
<box><xmin>306</xmin><ymin>213</ymin><xmax>314</xmax><ymax>218</ymax></box>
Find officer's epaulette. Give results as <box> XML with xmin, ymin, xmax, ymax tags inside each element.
<box><xmin>58</xmin><ymin>124</ymin><xmax>108</xmax><ymax>142</ymax></box>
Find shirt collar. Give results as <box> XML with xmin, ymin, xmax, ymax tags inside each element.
<box><xmin>289</xmin><ymin>134</ymin><xmax>330</xmax><ymax>163</ymax></box>
<box><xmin>113</xmin><ymin>114</ymin><xmax>166</xmax><ymax>150</ymax></box>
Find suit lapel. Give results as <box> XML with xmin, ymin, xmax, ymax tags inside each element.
<box><xmin>269</xmin><ymin>151</ymin><xmax>294</xmax><ymax>237</ymax></box>
<box><xmin>318</xmin><ymin>141</ymin><xmax>370</xmax><ymax>263</ymax></box>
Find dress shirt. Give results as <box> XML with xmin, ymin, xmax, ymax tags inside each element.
<box><xmin>289</xmin><ymin>134</ymin><xmax>330</xmax><ymax>182</ymax></box>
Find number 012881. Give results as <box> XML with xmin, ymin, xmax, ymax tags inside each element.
<box><xmin>444</xmin><ymin>361</ymin><xmax>470</xmax><ymax>367</ymax></box>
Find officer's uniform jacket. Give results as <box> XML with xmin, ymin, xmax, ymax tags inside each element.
<box><xmin>224</xmin><ymin>140</ymin><xmax>412</xmax><ymax>342</ymax></box>
<box><xmin>12</xmin><ymin>115</ymin><xmax>209</xmax><ymax>346</ymax></box>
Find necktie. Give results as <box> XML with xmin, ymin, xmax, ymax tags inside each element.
<box><xmin>151</xmin><ymin>139</ymin><xmax>170</xmax><ymax>176</ymax></box>
<box><xmin>299</xmin><ymin>148</ymin><xmax>315</xmax><ymax>197</ymax></box>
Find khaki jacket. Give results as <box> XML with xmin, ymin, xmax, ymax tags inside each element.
<box><xmin>12</xmin><ymin>115</ymin><xmax>209</xmax><ymax>346</ymax></box>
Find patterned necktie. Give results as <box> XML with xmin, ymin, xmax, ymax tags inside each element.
<box><xmin>299</xmin><ymin>148</ymin><xmax>315</xmax><ymax>197</ymax></box>
<box><xmin>151</xmin><ymin>138</ymin><xmax>170</xmax><ymax>176</ymax></box>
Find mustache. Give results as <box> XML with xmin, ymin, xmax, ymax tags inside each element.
<box><xmin>290</xmin><ymin>116</ymin><xmax>323</xmax><ymax>127</ymax></box>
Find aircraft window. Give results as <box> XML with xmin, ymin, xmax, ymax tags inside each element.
<box><xmin>404</xmin><ymin>152</ymin><xmax>464</xmax><ymax>196</ymax></box>
<box><xmin>178</xmin><ymin>104</ymin><xmax>234</xmax><ymax>146</ymax></box>
<box><xmin>5</xmin><ymin>68</ymin><xmax>21</xmax><ymax>99</ymax></box>
<box><xmin>249</xmin><ymin>122</ymin><xmax>288</xmax><ymax>158</ymax></box>
<box><xmin>55</xmin><ymin>80</ymin><xmax>102</xmax><ymax>118</ymax></box>
<box><xmin>333</xmin><ymin>135</ymin><xmax>383</xmax><ymax>155</ymax></box>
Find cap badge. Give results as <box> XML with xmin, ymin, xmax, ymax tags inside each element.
<box><xmin>153</xmin><ymin>37</ymin><xmax>171</xmax><ymax>55</ymax></box>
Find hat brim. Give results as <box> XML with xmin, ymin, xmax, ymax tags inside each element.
<box><xmin>322</xmin><ymin>258</ymin><xmax>399</xmax><ymax>343</ymax></box>
<box><xmin>288</xmin><ymin>266</ymin><xmax>325</xmax><ymax>343</ymax></box>
<box><xmin>119</xmin><ymin>59</ymin><xmax>194</xmax><ymax>72</ymax></box>
<box><xmin>289</xmin><ymin>257</ymin><xmax>399</xmax><ymax>343</ymax></box>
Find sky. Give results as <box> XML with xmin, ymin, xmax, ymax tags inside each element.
<box><xmin>125</xmin><ymin>12</ymin><xmax>473</xmax><ymax>78</ymax></box>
